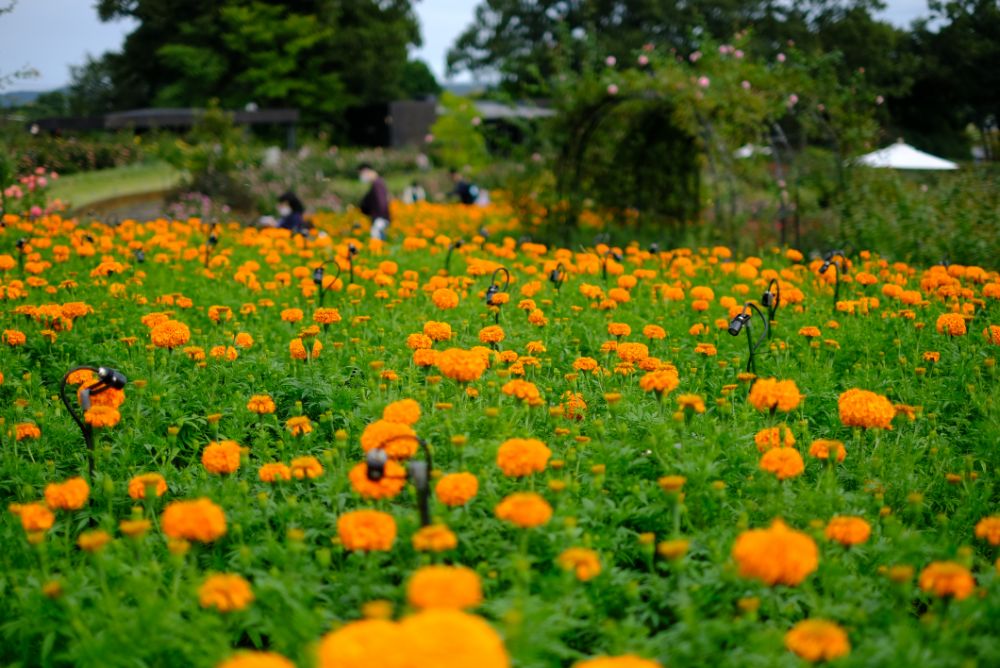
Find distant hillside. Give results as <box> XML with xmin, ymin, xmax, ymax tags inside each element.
<box><xmin>0</xmin><ymin>88</ymin><xmax>67</xmax><ymax>108</ymax></box>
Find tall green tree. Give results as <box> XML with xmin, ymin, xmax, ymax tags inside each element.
<box><xmin>76</xmin><ymin>0</ymin><xmax>421</xmax><ymax>125</ymax></box>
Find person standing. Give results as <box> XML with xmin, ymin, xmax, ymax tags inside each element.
<box><xmin>358</xmin><ymin>163</ymin><xmax>390</xmax><ymax>240</ymax></box>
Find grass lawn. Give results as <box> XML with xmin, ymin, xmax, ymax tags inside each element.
<box><xmin>48</xmin><ymin>162</ymin><xmax>184</xmax><ymax>211</ymax></box>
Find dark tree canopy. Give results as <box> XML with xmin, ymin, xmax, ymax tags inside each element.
<box><xmin>76</xmin><ymin>0</ymin><xmax>425</xmax><ymax>126</ymax></box>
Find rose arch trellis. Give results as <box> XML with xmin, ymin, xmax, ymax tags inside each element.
<box><xmin>551</xmin><ymin>93</ymin><xmax>701</xmax><ymax>245</ymax></box>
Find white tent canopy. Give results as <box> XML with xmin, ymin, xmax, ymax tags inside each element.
<box><xmin>855</xmin><ymin>140</ymin><xmax>958</xmax><ymax>170</ymax></box>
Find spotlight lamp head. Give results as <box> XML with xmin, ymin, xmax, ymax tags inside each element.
<box><xmin>485</xmin><ymin>283</ymin><xmax>499</xmax><ymax>305</ymax></box>
<box><xmin>820</xmin><ymin>260</ymin><xmax>831</xmax><ymax>273</ymax></box>
<box><xmin>348</xmin><ymin>242</ymin><xmax>358</xmax><ymax>256</ymax></box>
<box><xmin>313</xmin><ymin>265</ymin><xmax>324</xmax><ymax>285</ymax></box>
<box><xmin>761</xmin><ymin>291</ymin><xmax>774</xmax><ymax>308</ymax></box>
<box><xmin>365</xmin><ymin>448</ymin><xmax>388</xmax><ymax>482</ymax></box>
<box><xmin>478</xmin><ymin>226</ymin><xmax>489</xmax><ymax>239</ymax></box>
<box><xmin>16</xmin><ymin>237</ymin><xmax>27</xmax><ymax>251</ymax></box>
<box><xmin>649</xmin><ymin>242</ymin><xmax>659</xmax><ymax>254</ymax></box>
<box><xmin>97</xmin><ymin>366</ymin><xmax>128</xmax><ymax>390</ymax></box>
<box><xmin>453</xmin><ymin>239</ymin><xmax>464</xmax><ymax>250</ymax></box>
<box><xmin>728</xmin><ymin>312</ymin><xmax>751</xmax><ymax>336</ymax></box>
<box><xmin>134</xmin><ymin>249</ymin><xmax>145</xmax><ymax>263</ymax></box>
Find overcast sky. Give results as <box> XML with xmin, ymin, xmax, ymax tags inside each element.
<box><xmin>0</xmin><ymin>0</ymin><xmax>933</xmax><ymax>92</ymax></box>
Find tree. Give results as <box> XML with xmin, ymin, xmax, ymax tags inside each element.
<box><xmin>86</xmin><ymin>0</ymin><xmax>420</xmax><ymax>126</ymax></box>
<box><xmin>401</xmin><ymin>59</ymin><xmax>441</xmax><ymax>99</ymax></box>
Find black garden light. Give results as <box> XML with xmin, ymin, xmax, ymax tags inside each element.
<box><xmin>203</xmin><ymin>225</ymin><xmax>219</xmax><ymax>268</ymax></box>
<box><xmin>365</xmin><ymin>434</ymin><xmax>434</xmax><ymax>527</ymax></box>
<box><xmin>478</xmin><ymin>226</ymin><xmax>489</xmax><ymax>248</ymax></box>
<box><xmin>727</xmin><ymin>302</ymin><xmax>769</xmax><ymax>376</ymax></box>
<box><xmin>819</xmin><ymin>250</ymin><xmax>848</xmax><ymax>307</ymax></box>
<box><xmin>59</xmin><ymin>365</ymin><xmax>128</xmax><ymax>478</ymax></box>
<box><xmin>761</xmin><ymin>278</ymin><xmax>781</xmax><ymax>327</ymax></box>
<box><xmin>444</xmin><ymin>239</ymin><xmax>464</xmax><ymax>275</ymax></box>
<box><xmin>16</xmin><ymin>237</ymin><xmax>26</xmax><ymax>274</ymax></box>
<box><xmin>485</xmin><ymin>266</ymin><xmax>511</xmax><ymax>323</ymax></box>
<box><xmin>346</xmin><ymin>242</ymin><xmax>359</xmax><ymax>285</ymax></box>
<box><xmin>602</xmin><ymin>249</ymin><xmax>622</xmax><ymax>282</ymax></box>
<box><xmin>549</xmin><ymin>262</ymin><xmax>567</xmax><ymax>293</ymax></box>
<box><xmin>313</xmin><ymin>259</ymin><xmax>343</xmax><ymax>308</ymax></box>
<box><xmin>134</xmin><ymin>249</ymin><xmax>145</xmax><ymax>264</ymax></box>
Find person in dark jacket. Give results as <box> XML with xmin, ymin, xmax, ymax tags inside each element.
<box><xmin>259</xmin><ymin>191</ymin><xmax>309</xmax><ymax>235</ymax></box>
<box><xmin>450</xmin><ymin>169</ymin><xmax>480</xmax><ymax>205</ymax></box>
<box><xmin>358</xmin><ymin>163</ymin><xmax>390</xmax><ymax>240</ymax></box>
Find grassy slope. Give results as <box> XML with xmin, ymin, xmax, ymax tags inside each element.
<box><xmin>48</xmin><ymin>162</ymin><xmax>184</xmax><ymax>211</ymax></box>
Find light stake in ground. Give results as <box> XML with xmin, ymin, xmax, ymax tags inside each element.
<box><xmin>728</xmin><ymin>302</ymin><xmax>769</xmax><ymax>376</ymax></box>
<box><xmin>485</xmin><ymin>266</ymin><xmax>511</xmax><ymax>323</ymax></box>
<box><xmin>58</xmin><ymin>365</ymin><xmax>128</xmax><ymax>479</ymax></box>
<box><xmin>366</xmin><ymin>434</ymin><xmax>434</xmax><ymax>527</ymax></box>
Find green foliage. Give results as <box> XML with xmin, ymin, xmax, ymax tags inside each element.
<box><xmin>428</xmin><ymin>92</ymin><xmax>489</xmax><ymax>171</ymax></box>
<box><xmin>82</xmin><ymin>0</ymin><xmax>420</xmax><ymax>128</ymax></box>
<box><xmin>400</xmin><ymin>59</ymin><xmax>441</xmax><ymax>99</ymax></box>
<box><xmin>158</xmin><ymin>102</ymin><xmax>256</xmax><ymax>209</ymax></box>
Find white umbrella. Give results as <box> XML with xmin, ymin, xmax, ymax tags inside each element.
<box><xmin>855</xmin><ymin>140</ymin><xmax>958</xmax><ymax>170</ymax></box>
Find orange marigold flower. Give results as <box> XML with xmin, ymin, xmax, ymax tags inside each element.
<box><xmin>755</xmin><ymin>425</ymin><xmax>796</xmax><ymax>451</ymax></box>
<box><xmin>15</xmin><ymin>423</ymin><xmax>41</xmax><ymax>441</ymax></box>
<box><xmin>617</xmin><ymin>341</ymin><xmax>649</xmax><ymax>363</ymax></box>
<box><xmin>286</xmin><ymin>415</ymin><xmax>312</xmax><ymax>436</ymax></box>
<box><xmin>162</xmin><ymin>498</ymin><xmax>227</xmax><ymax>542</ymax></box>
<box><xmin>258</xmin><ymin>462</ymin><xmax>291</xmax><ymax>483</ymax></box>
<box><xmin>922</xmin><ymin>351</ymin><xmax>940</xmax><ymax>363</ymax></box>
<box><xmin>984</xmin><ymin>325</ymin><xmax>1000</xmax><ymax>346</ymax></box>
<box><xmin>313</xmin><ymin>307</ymin><xmax>342</xmax><ymax>325</ymax></box>
<box><xmin>435</xmin><ymin>347</ymin><xmax>488</xmax><ymax>382</ymax></box>
<box><xmin>128</xmin><ymin>472</ymin><xmax>167</xmax><ymax>499</ymax></box>
<box><xmin>562</xmin><ymin>391</ymin><xmax>587</xmax><ymax>419</ymax></box>
<box><xmin>85</xmin><ymin>404</ymin><xmax>121</xmax><ymax>428</ymax></box>
<box><xmin>399</xmin><ymin>610</ymin><xmax>509</xmax><ymax>668</ymax></box>
<box><xmin>407</xmin><ymin>565</ymin><xmax>483</xmax><ymax>610</ymax></box>
<box><xmin>360</xmin><ymin>419</ymin><xmax>418</xmax><ymax>458</ymax></box>
<box><xmin>784</xmin><ymin>619</ymin><xmax>850</xmax><ymax>662</ymax></box>
<box><xmin>918</xmin><ymin>561</ymin><xmax>975</xmax><ymax>600</ymax></box>
<box><xmin>77</xmin><ymin>529</ymin><xmax>112</xmax><ymax>552</ymax></box>
<box><xmin>971</xmin><ymin>515</ymin><xmax>1000</xmax><ymax>546</ymax></box>
<box><xmin>202</xmin><ymin>440</ymin><xmax>242</xmax><ymax>475</ymax></box>
<box><xmin>573</xmin><ymin>356</ymin><xmax>599</xmax><ymax>372</ymax></box>
<box><xmin>608</xmin><ymin>322</ymin><xmax>631</xmax><ymax>338</ymax></box>
<box><xmin>280</xmin><ymin>308</ymin><xmax>304</xmax><ymax>323</ymax></box>
<box><xmin>119</xmin><ymin>518</ymin><xmax>152</xmax><ymax>538</ymax></box>
<box><xmin>676</xmin><ymin>394</ymin><xmax>705</xmax><ymax>413</ymax></box>
<box><xmin>575</xmin><ymin>657</ymin><xmax>662</xmax><ymax>668</ymax></box>
<box><xmin>496</xmin><ymin>438</ymin><xmax>551</xmax><ymax>477</ymax></box>
<box><xmin>290</xmin><ymin>455</ymin><xmax>324</xmax><ymax>479</ymax></box>
<box><xmin>639</xmin><ymin>369</ymin><xmax>679</xmax><ymax>396</ymax></box>
<box><xmin>338</xmin><ymin>509</ymin><xmax>397</xmax><ymax>551</ymax></box>
<box><xmin>838</xmin><ymin>388</ymin><xmax>895</xmax><ymax>429</ymax></box>
<box><xmin>760</xmin><ymin>447</ymin><xmax>805</xmax><ymax>480</ymax></box>
<box><xmin>407</xmin><ymin>332</ymin><xmax>434</xmax><ymax>349</ymax></box>
<box><xmin>423</xmin><ymin>320</ymin><xmax>452</xmax><ymax>341</ymax></box>
<box><xmin>495</xmin><ymin>492</ymin><xmax>552</xmax><ymax>528</ymax></box>
<box><xmin>798</xmin><ymin>326</ymin><xmax>821</xmax><ymax>338</ymax></box>
<box><xmin>435</xmin><ymin>472</ymin><xmax>478</xmax><ymax>506</ymax></box>
<box><xmin>479</xmin><ymin>325</ymin><xmax>505</xmax><ymax>344</ymax></box>
<box><xmin>694</xmin><ymin>342</ymin><xmax>717</xmax><ymax>356</ymax></box>
<box><xmin>501</xmin><ymin>379</ymin><xmax>543</xmax><ymax>404</ymax></box>
<box><xmin>247</xmin><ymin>395</ymin><xmax>276</xmax><ymax>414</ymax></box>
<box><xmin>935</xmin><ymin>313</ymin><xmax>967</xmax><ymax>336</ymax></box>
<box><xmin>14</xmin><ymin>502</ymin><xmax>55</xmax><ymax>532</ymax></box>
<box><xmin>412</xmin><ymin>524</ymin><xmax>458</xmax><ymax>552</ymax></box>
<box><xmin>199</xmin><ymin>573</ymin><xmax>254</xmax><ymax>612</ymax></box>
<box><xmin>289</xmin><ymin>337</ymin><xmax>308</xmax><ymax>360</ymax></box>
<box><xmin>825</xmin><ymin>516</ymin><xmax>871</xmax><ymax>546</ymax></box>
<box><xmin>432</xmin><ymin>288</ymin><xmax>460</xmax><ymax>309</ymax></box>
<box><xmin>556</xmin><ymin>547</ymin><xmax>601</xmax><ymax>581</ymax></box>
<box><xmin>44</xmin><ymin>477</ymin><xmax>90</xmax><ymax>510</ymax></box>
<box><xmin>150</xmin><ymin>320</ymin><xmax>191</xmax><ymax>349</ymax></box>
<box><xmin>643</xmin><ymin>324</ymin><xmax>666</xmax><ymax>340</ymax></box>
<box><xmin>748</xmin><ymin>378</ymin><xmax>803</xmax><ymax>412</ymax></box>
<box><xmin>349</xmin><ymin>460</ymin><xmax>407</xmax><ymax>500</ymax></box>
<box><xmin>808</xmin><ymin>439</ymin><xmax>846</xmax><ymax>462</ymax></box>
<box><xmin>3</xmin><ymin>329</ymin><xmax>27</xmax><ymax>346</ymax></box>
<box><xmin>318</xmin><ymin>619</ymin><xmax>407</xmax><ymax>668</ymax></box>
<box><xmin>383</xmin><ymin>398</ymin><xmax>421</xmax><ymax>425</ymax></box>
<box><xmin>732</xmin><ymin>519</ymin><xmax>819</xmax><ymax>586</ymax></box>
<box><xmin>217</xmin><ymin>651</ymin><xmax>295</xmax><ymax>668</ymax></box>
<box><xmin>657</xmin><ymin>539</ymin><xmax>689</xmax><ymax>560</ymax></box>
